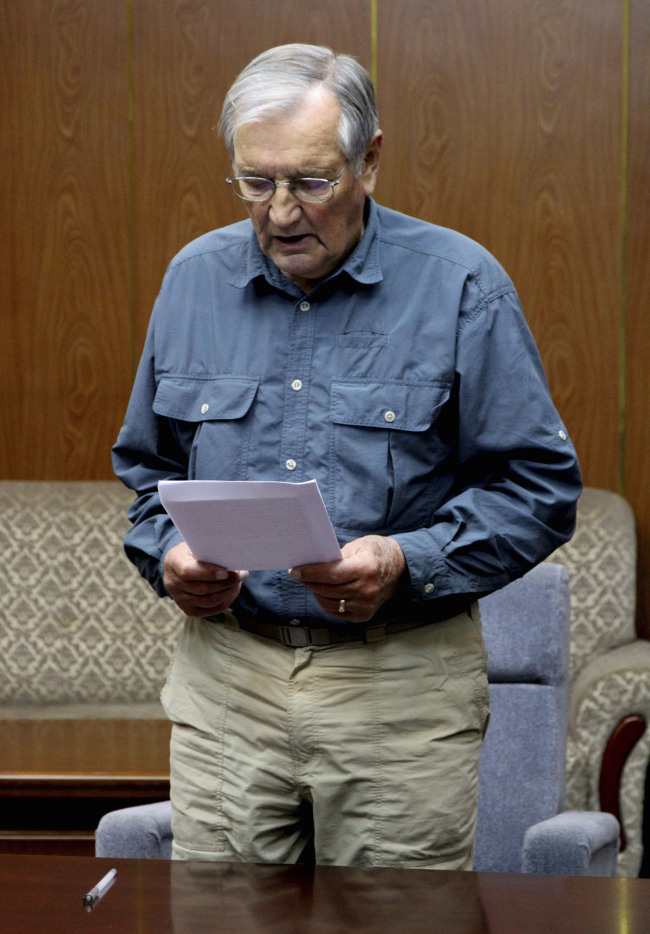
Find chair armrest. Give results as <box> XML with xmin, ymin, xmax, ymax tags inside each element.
<box><xmin>522</xmin><ymin>810</ymin><xmax>619</xmax><ymax>876</ymax></box>
<box><xmin>96</xmin><ymin>800</ymin><xmax>173</xmax><ymax>859</ymax></box>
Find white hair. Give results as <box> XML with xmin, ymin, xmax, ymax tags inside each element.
<box><xmin>218</xmin><ymin>44</ymin><xmax>378</xmax><ymax>173</ymax></box>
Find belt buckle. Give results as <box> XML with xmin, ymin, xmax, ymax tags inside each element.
<box><xmin>363</xmin><ymin>624</ymin><xmax>387</xmax><ymax>643</ymax></box>
<box><xmin>279</xmin><ymin>625</ymin><xmax>311</xmax><ymax>648</ymax></box>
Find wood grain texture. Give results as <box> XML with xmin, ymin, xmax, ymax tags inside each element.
<box><xmin>130</xmin><ymin>0</ymin><xmax>372</xmax><ymax>350</ymax></box>
<box><xmin>625</xmin><ymin>0</ymin><xmax>650</xmax><ymax>639</ymax></box>
<box><xmin>1</xmin><ymin>1</ymin><xmax>649</xmax><ymax>637</ymax></box>
<box><xmin>0</xmin><ymin>718</ymin><xmax>171</xmax><ymax>774</ymax></box>
<box><xmin>376</xmin><ymin>0</ymin><xmax>622</xmax><ymax>491</ymax></box>
<box><xmin>0</xmin><ymin>1</ymin><xmax>132</xmax><ymax>479</ymax></box>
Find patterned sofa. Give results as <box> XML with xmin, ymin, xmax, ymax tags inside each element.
<box><xmin>0</xmin><ymin>481</ymin><xmax>182</xmax><ymax>719</ymax></box>
<box><xmin>1</xmin><ymin>482</ymin><xmax>646</xmax><ymax>875</ymax></box>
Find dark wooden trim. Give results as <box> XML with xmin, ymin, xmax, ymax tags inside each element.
<box><xmin>599</xmin><ymin>714</ymin><xmax>647</xmax><ymax>851</ymax></box>
<box><xmin>0</xmin><ymin>775</ymin><xmax>169</xmax><ymax>798</ymax></box>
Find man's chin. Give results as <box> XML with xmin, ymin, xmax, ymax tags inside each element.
<box><xmin>269</xmin><ymin>242</ymin><xmax>319</xmax><ymax>270</ymax></box>
<box><xmin>271</xmin><ymin>253</ymin><xmax>329</xmax><ymax>288</ymax></box>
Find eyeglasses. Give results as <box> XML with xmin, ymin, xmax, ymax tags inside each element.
<box><xmin>226</xmin><ymin>167</ymin><xmax>348</xmax><ymax>203</ymax></box>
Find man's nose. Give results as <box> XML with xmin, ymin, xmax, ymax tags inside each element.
<box><xmin>268</xmin><ymin>184</ymin><xmax>302</xmax><ymax>225</ymax></box>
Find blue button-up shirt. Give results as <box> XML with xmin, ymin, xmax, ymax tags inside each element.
<box><xmin>112</xmin><ymin>198</ymin><xmax>581</xmax><ymax>624</ymax></box>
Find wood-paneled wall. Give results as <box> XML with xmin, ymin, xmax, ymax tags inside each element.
<box><xmin>2</xmin><ymin>1</ymin><xmax>648</xmax><ymax>636</ymax></box>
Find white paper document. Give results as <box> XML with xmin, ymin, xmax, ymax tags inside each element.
<box><xmin>158</xmin><ymin>479</ymin><xmax>342</xmax><ymax>571</ymax></box>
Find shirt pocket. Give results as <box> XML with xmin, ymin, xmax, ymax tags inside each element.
<box><xmin>153</xmin><ymin>375</ymin><xmax>259</xmax><ymax>479</ymax></box>
<box><xmin>329</xmin><ymin>379</ymin><xmax>451</xmax><ymax>532</ymax></box>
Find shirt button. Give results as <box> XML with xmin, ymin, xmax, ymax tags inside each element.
<box><xmin>424</xmin><ymin>582</ymin><xmax>435</xmax><ymax>594</ymax></box>
<box><xmin>384</xmin><ymin>410</ymin><xmax>396</xmax><ymax>423</ymax></box>
<box><xmin>285</xmin><ymin>459</ymin><xmax>297</xmax><ymax>471</ymax></box>
<box><xmin>201</xmin><ymin>403</ymin><xmax>209</xmax><ymax>415</ymax></box>
<box><xmin>291</xmin><ymin>379</ymin><xmax>303</xmax><ymax>391</ymax></box>
<box><xmin>299</xmin><ymin>301</ymin><xmax>310</xmax><ymax>311</ymax></box>
<box><xmin>558</xmin><ymin>430</ymin><xmax>567</xmax><ymax>442</ymax></box>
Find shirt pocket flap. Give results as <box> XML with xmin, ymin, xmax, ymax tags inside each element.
<box><xmin>330</xmin><ymin>379</ymin><xmax>450</xmax><ymax>432</ymax></box>
<box><xmin>153</xmin><ymin>376</ymin><xmax>259</xmax><ymax>422</ymax></box>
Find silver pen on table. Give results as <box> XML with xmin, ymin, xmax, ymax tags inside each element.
<box><xmin>82</xmin><ymin>868</ymin><xmax>117</xmax><ymax>906</ymax></box>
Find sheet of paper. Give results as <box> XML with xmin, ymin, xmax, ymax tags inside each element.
<box><xmin>158</xmin><ymin>479</ymin><xmax>342</xmax><ymax>571</ymax></box>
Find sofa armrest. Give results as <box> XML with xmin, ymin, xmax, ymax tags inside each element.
<box><xmin>570</xmin><ymin>642</ymin><xmax>650</xmax><ymax>727</ymax></box>
<box><xmin>569</xmin><ymin>641</ymin><xmax>650</xmax><ymax>870</ymax></box>
<box><xmin>522</xmin><ymin>810</ymin><xmax>619</xmax><ymax>876</ymax></box>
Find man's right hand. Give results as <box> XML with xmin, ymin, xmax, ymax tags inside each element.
<box><xmin>163</xmin><ymin>541</ymin><xmax>248</xmax><ymax>617</ymax></box>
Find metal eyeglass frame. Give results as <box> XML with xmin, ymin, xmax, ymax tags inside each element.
<box><xmin>226</xmin><ymin>166</ymin><xmax>348</xmax><ymax>203</ymax></box>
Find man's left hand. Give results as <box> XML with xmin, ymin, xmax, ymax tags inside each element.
<box><xmin>289</xmin><ymin>535</ymin><xmax>407</xmax><ymax>623</ymax></box>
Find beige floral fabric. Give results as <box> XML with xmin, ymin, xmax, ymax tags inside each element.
<box><xmin>0</xmin><ymin>481</ymin><xmax>181</xmax><ymax>709</ymax></box>
<box><xmin>548</xmin><ymin>487</ymin><xmax>637</xmax><ymax>683</ymax></box>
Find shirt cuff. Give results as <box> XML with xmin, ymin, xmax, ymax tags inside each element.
<box><xmin>391</xmin><ymin>530</ymin><xmax>453</xmax><ymax>601</ymax></box>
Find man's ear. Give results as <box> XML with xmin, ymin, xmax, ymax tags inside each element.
<box><xmin>361</xmin><ymin>130</ymin><xmax>383</xmax><ymax>195</ymax></box>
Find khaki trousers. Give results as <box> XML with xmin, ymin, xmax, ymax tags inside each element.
<box><xmin>161</xmin><ymin>604</ymin><xmax>489</xmax><ymax>869</ymax></box>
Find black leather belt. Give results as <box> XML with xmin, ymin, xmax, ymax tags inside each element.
<box><xmin>238</xmin><ymin>616</ymin><xmax>371</xmax><ymax>647</ymax></box>
<box><xmin>209</xmin><ymin>600</ymin><xmax>474</xmax><ymax>648</ymax></box>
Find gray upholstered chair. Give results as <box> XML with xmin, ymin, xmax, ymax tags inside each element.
<box><xmin>96</xmin><ymin>562</ymin><xmax>619</xmax><ymax>874</ymax></box>
<box><xmin>474</xmin><ymin>561</ymin><xmax>619</xmax><ymax>874</ymax></box>
<box><xmin>546</xmin><ymin>487</ymin><xmax>650</xmax><ymax>877</ymax></box>
<box><xmin>96</xmin><ymin>799</ymin><xmax>173</xmax><ymax>859</ymax></box>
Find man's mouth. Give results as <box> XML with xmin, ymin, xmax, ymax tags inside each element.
<box><xmin>275</xmin><ymin>234</ymin><xmax>311</xmax><ymax>245</ymax></box>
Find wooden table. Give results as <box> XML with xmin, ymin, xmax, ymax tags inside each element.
<box><xmin>0</xmin><ymin>719</ymin><xmax>171</xmax><ymax>855</ymax></box>
<box><xmin>1</xmin><ymin>854</ymin><xmax>649</xmax><ymax>933</ymax></box>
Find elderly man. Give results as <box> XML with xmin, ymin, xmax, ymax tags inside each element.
<box><xmin>112</xmin><ymin>43</ymin><xmax>581</xmax><ymax>869</ymax></box>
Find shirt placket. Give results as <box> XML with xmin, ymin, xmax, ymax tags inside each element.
<box><xmin>279</xmin><ymin>298</ymin><xmax>315</xmax><ymax>481</ymax></box>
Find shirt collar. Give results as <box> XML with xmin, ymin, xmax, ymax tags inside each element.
<box><xmin>230</xmin><ymin>197</ymin><xmax>383</xmax><ymax>291</ymax></box>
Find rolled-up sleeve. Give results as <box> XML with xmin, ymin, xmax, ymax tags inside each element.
<box><xmin>392</xmin><ymin>285</ymin><xmax>581</xmax><ymax>603</ymax></box>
